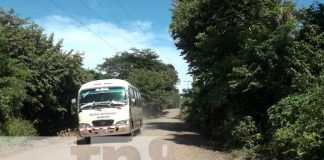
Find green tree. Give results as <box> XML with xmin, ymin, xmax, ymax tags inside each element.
<box><xmin>98</xmin><ymin>48</ymin><xmax>167</xmax><ymax>79</ymax></box>
<box><xmin>170</xmin><ymin>0</ymin><xmax>296</xmax><ymax>136</ymax></box>
<box><xmin>170</xmin><ymin>0</ymin><xmax>323</xmax><ymax>159</ymax></box>
<box><xmin>267</xmin><ymin>3</ymin><xmax>324</xmax><ymax>159</ymax></box>
<box><xmin>302</xmin><ymin>2</ymin><xmax>324</xmax><ymax>31</ymax></box>
<box><xmin>0</xmin><ymin>8</ymin><xmax>92</xmax><ymax>135</ymax></box>
<box><xmin>0</xmin><ymin>31</ymin><xmax>29</xmax><ymax>121</ymax></box>
<box><xmin>97</xmin><ymin>48</ymin><xmax>179</xmax><ymax>116</ymax></box>
<box><xmin>268</xmin><ymin>86</ymin><xmax>324</xmax><ymax>159</ymax></box>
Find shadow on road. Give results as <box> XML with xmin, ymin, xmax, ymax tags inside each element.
<box><xmin>145</xmin><ymin>121</ymin><xmax>192</xmax><ymax>132</ymax></box>
<box><xmin>145</xmin><ymin>120</ymin><xmax>227</xmax><ymax>152</ymax></box>
<box><xmin>75</xmin><ymin>135</ymin><xmax>138</xmax><ymax>145</ymax></box>
<box><xmin>143</xmin><ymin>109</ymin><xmax>170</xmax><ymax>119</ymax></box>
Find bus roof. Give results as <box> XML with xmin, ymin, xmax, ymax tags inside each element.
<box><xmin>79</xmin><ymin>79</ymin><xmax>132</xmax><ymax>91</ymax></box>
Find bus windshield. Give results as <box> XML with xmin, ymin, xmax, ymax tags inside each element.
<box><xmin>79</xmin><ymin>87</ymin><xmax>126</xmax><ymax>105</ymax></box>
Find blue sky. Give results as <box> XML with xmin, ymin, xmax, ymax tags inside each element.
<box><xmin>0</xmin><ymin>0</ymin><xmax>321</xmax><ymax>92</ymax></box>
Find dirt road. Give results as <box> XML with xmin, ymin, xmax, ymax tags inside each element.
<box><xmin>2</xmin><ymin>109</ymin><xmax>233</xmax><ymax>160</ymax></box>
<box><xmin>141</xmin><ymin>109</ymin><xmax>233</xmax><ymax>160</ymax></box>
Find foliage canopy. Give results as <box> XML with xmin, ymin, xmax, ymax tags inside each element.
<box><xmin>97</xmin><ymin>48</ymin><xmax>180</xmax><ymax>116</ymax></box>
<box><xmin>0</xmin><ymin>8</ymin><xmax>92</xmax><ymax>135</ymax></box>
<box><xmin>171</xmin><ymin>0</ymin><xmax>323</xmax><ymax>159</ymax></box>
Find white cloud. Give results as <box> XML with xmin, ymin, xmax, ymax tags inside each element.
<box><xmin>36</xmin><ymin>15</ymin><xmax>192</xmax><ymax>92</ymax></box>
<box><xmin>131</xmin><ymin>20</ymin><xmax>152</xmax><ymax>31</ymax></box>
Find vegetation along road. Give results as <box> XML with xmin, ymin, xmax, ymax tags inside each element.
<box><xmin>1</xmin><ymin>1</ymin><xmax>323</xmax><ymax>160</ymax></box>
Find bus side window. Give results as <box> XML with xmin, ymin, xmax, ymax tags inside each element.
<box><xmin>133</xmin><ymin>90</ymin><xmax>136</xmax><ymax>106</ymax></box>
<box><xmin>138</xmin><ymin>93</ymin><xmax>142</xmax><ymax>107</ymax></box>
<box><xmin>128</xmin><ymin>87</ymin><xmax>133</xmax><ymax>107</ymax></box>
<box><xmin>129</xmin><ymin>87</ymin><xmax>136</xmax><ymax>107</ymax></box>
<box><xmin>134</xmin><ymin>88</ymin><xmax>138</xmax><ymax>106</ymax></box>
<box><xmin>135</xmin><ymin>90</ymin><xmax>139</xmax><ymax>106</ymax></box>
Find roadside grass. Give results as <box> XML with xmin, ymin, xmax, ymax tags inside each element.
<box><xmin>57</xmin><ymin>128</ymin><xmax>79</xmax><ymax>137</ymax></box>
<box><xmin>179</xmin><ymin>107</ymin><xmax>260</xmax><ymax>160</ymax></box>
<box><xmin>230</xmin><ymin>148</ymin><xmax>257</xmax><ymax>160</ymax></box>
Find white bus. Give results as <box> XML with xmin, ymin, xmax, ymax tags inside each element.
<box><xmin>72</xmin><ymin>79</ymin><xmax>143</xmax><ymax>142</ymax></box>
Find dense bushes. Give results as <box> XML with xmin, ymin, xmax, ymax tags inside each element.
<box><xmin>0</xmin><ymin>8</ymin><xmax>92</xmax><ymax>135</ymax></box>
<box><xmin>1</xmin><ymin>118</ymin><xmax>37</xmax><ymax>136</ymax></box>
<box><xmin>268</xmin><ymin>86</ymin><xmax>324</xmax><ymax>159</ymax></box>
<box><xmin>171</xmin><ymin>0</ymin><xmax>323</xmax><ymax>159</ymax></box>
<box><xmin>231</xmin><ymin>116</ymin><xmax>262</xmax><ymax>149</ymax></box>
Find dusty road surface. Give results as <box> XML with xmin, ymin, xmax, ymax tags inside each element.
<box><xmin>2</xmin><ymin>109</ymin><xmax>233</xmax><ymax>160</ymax></box>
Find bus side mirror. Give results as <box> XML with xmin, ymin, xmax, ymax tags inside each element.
<box><xmin>71</xmin><ymin>98</ymin><xmax>76</xmax><ymax>108</ymax></box>
<box><xmin>131</xmin><ymin>98</ymin><xmax>136</xmax><ymax>104</ymax></box>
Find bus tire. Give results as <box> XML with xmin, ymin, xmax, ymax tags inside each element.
<box><xmin>128</xmin><ymin>122</ymin><xmax>135</xmax><ymax>136</ymax></box>
<box><xmin>84</xmin><ymin>137</ymin><xmax>91</xmax><ymax>144</ymax></box>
